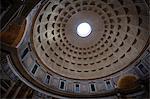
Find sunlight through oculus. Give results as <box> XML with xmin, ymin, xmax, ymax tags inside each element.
<box><xmin>77</xmin><ymin>23</ymin><xmax>92</xmax><ymax>37</ymax></box>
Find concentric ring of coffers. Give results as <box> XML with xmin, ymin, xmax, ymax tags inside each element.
<box><xmin>32</xmin><ymin>0</ymin><xmax>149</xmax><ymax>79</ymax></box>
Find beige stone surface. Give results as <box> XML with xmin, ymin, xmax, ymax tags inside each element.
<box><xmin>32</xmin><ymin>0</ymin><xmax>149</xmax><ymax>79</ymax></box>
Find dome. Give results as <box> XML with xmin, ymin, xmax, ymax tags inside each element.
<box><xmin>32</xmin><ymin>0</ymin><xmax>149</xmax><ymax>79</ymax></box>
<box><xmin>0</xmin><ymin>0</ymin><xmax>149</xmax><ymax>98</ymax></box>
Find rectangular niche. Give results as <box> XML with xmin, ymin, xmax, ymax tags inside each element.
<box><xmin>44</xmin><ymin>74</ymin><xmax>51</xmax><ymax>84</ymax></box>
<box><xmin>31</xmin><ymin>64</ymin><xmax>38</xmax><ymax>74</ymax></box>
<box><xmin>74</xmin><ymin>83</ymin><xmax>80</xmax><ymax>93</ymax></box>
<box><xmin>137</xmin><ymin>63</ymin><xmax>149</xmax><ymax>76</ymax></box>
<box><xmin>89</xmin><ymin>83</ymin><xmax>96</xmax><ymax>92</ymax></box>
<box><xmin>21</xmin><ymin>48</ymin><xmax>29</xmax><ymax>59</ymax></box>
<box><xmin>104</xmin><ymin>80</ymin><xmax>114</xmax><ymax>90</ymax></box>
<box><xmin>59</xmin><ymin>80</ymin><xmax>66</xmax><ymax>90</ymax></box>
<box><xmin>143</xmin><ymin>52</ymin><xmax>150</xmax><ymax>66</ymax></box>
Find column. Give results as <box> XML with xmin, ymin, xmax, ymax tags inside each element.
<box><xmin>23</xmin><ymin>87</ymin><xmax>30</xmax><ymax>98</ymax></box>
<box><xmin>4</xmin><ymin>81</ymin><xmax>16</xmax><ymax>98</ymax></box>
<box><xmin>12</xmin><ymin>82</ymin><xmax>23</xmax><ymax>99</ymax></box>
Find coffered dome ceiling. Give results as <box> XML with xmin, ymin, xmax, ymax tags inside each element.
<box><xmin>32</xmin><ymin>0</ymin><xmax>149</xmax><ymax>79</ymax></box>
